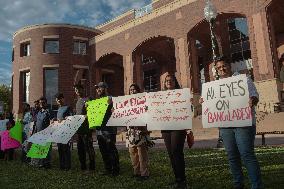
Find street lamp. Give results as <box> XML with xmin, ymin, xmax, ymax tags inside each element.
<box><xmin>204</xmin><ymin>0</ymin><xmax>219</xmax><ymax>79</ymax></box>
<box><xmin>204</xmin><ymin>0</ymin><xmax>223</xmax><ymax>148</ymax></box>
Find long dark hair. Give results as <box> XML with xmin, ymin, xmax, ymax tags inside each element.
<box><xmin>129</xmin><ymin>83</ymin><xmax>141</xmax><ymax>95</ymax></box>
<box><xmin>163</xmin><ymin>74</ymin><xmax>180</xmax><ymax>90</ymax></box>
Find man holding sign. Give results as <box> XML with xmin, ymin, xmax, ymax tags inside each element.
<box><xmin>94</xmin><ymin>82</ymin><xmax>119</xmax><ymax>176</ymax></box>
<box><xmin>201</xmin><ymin>57</ymin><xmax>263</xmax><ymax>189</ymax></box>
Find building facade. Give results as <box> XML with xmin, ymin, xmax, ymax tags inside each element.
<box><xmin>12</xmin><ymin>0</ymin><xmax>284</xmax><ymax>115</ymax></box>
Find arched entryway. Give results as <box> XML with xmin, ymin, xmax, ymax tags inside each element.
<box><xmin>267</xmin><ymin>0</ymin><xmax>284</xmax><ymax>81</ymax></box>
<box><xmin>132</xmin><ymin>36</ymin><xmax>176</xmax><ymax>92</ymax></box>
<box><xmin>95</xmin><ymin>53</ymin><xmax>124</xmax><ymax>97</ymax></box>
<box><xmin>188</xmin><ymin>13</ymin><xmax>253</xmax><ymax>93</ymax></box>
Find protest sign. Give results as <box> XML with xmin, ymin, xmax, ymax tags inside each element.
<box><xmin>9</xmin><ymin>121</ymin><xmax>22</xmax><ymax>143</ymax></box>
<box><xmin>27</xmin><ymin>143</ymin><xmax>51</xmax><ymax>159</ymax></box>
<box><xmin>107</xmin><ymin>93</ymin><xmax>147</xmax><ymax>126</ymax></box>
<box><xmin>28</xmin><ymin>115</ymin><xmax>85</xmax><ymax>145</ymax></box>
<box><xmin>146</xmin><ymin>88</ymin><xmax>192</xmax><ymax>130</ymax></box>
<box><xmin>1</xmin><ymin>130</ymin><xmax>21</xmax><ymax>150</ymax></box>
<box><xmin>48</xmin><ymin>115</ymin><xmax>85</xmax><ymax>144</ymax></box>
<box><xmin>86</xmin><ymin>97</ymin><xmax>109</xmax><ymax>128</ymax></box>
<box><xmin>28</xmin><ymin>122</ymin><xmax>58</xmax><ymax>145</ymax></box>
<box><xmin>201</xmin><ymin>74</ymin><xmax>252</xmax><ymax>128</ymax></box>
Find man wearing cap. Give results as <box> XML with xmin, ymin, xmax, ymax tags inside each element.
<box><xmin>74</xmin><ymin>84</ymin><xmax>96</xmax><ymax>172</ymax></box>
<box><xmin>95</xmin><ymin>82</ymin><xmax>120</xmax><ymax>176</ymax></box>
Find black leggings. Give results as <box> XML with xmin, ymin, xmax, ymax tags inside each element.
<box><xmin>162</xmin><ymin>130</ymin><xmax>186</xmax><ymax>182</ymax></box>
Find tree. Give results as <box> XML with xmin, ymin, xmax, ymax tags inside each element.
<box><xmin>0</xmin><ymin>84</ymin><xmax>12</xmax><ymax>114</ymax></box>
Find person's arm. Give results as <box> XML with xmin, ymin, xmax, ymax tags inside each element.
<box><xmin>247</xmin><ymin>76</ymin><xmax>259</xmax><ymax>107</ymax></box>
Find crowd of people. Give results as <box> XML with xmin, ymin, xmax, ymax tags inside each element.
<box><xmin>0</xmin><ymin>57</ymin><xmax>265</xmax><ymax>189</ymax></box>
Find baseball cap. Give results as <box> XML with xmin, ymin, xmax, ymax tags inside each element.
<box><xmin>95</xmin><ymin>82</ymin><xmax>108</xmax><ymax>89</ymax></box>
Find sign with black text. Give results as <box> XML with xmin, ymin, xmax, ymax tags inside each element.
<box><xmin>201</xmin><ymin>74</ymin><xmax>252</xmax><ymax>128</ymax></box>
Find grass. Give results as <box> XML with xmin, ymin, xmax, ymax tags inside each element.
<box><xmin>0</xmin><ymin>146</ymin><xmax>284</xmax><ymax>189</ymax></box>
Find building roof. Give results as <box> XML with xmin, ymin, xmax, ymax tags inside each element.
<box><xmin>13</xmin><ymin>23</ymin><xmax>103</xmax><ymax>39</ymax></box>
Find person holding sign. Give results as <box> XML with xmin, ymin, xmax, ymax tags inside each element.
<box><xmin>201</xmin><ymin>57</ymin><xmax>263</xmax><ymax>189</ymax></box>
<box><xmin>161</xmin><ymin>74</ymin><xmax>188</xmax><ymax>189</ymax></box>
<box><xmin>34</xmin><ymin>97</ymin><xmax>52</xmax><ymax>169</ymax></box>
<box><xmin>126</xmin><ymin>84</ymin><xmax>152</xmax><ymax>181</ymax></box>
<box><xmin>74</xmin><ymin>84</ymin><xmax>96</xmax><ymax>172</ymax></box>
<box><xmin>54</xmin><ymin>93</ymin><xmax>72</xmax><ymax>171</ymax></box>
<box><xmin>94</xmin><ymin>82</ymin><xmax>120</xmax><ymax>176</ymax></box>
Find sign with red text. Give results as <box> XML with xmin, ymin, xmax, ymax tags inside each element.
<box><xmin>201</xmin><ymin>74</ymin><xmax>252</xmax><ymax>128</ymax></box>
<box><xmin>107</xmin><ymin>93</ymin><xmax>147</xmax><ymax>126</ymax></box>
<box><xmin>146</xmin><ymin>89</ymin><xmax>192</xmax><ymax>130</ymax></box>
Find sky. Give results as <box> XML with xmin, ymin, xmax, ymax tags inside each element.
<box><xmin>0</xmin><ymin>0</ymin><xmax>152</xmax><ymax>86</ymax></box>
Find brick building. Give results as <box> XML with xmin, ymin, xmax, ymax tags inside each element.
<box><xmin>12</xmin><ymin>0</ymin><xmax>284</xmax><ymax>116</ymax></box>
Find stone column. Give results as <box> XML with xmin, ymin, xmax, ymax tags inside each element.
<box><xmin>250</xmin><ymin>10</ymin><xmax>277</xmax><ymax>81</ymax></box>
<box><xmin>174</xmin><ymin>36</ymin><xmax>190</xmax><ymax>89</ymax></box>
<box><xmin>123</xmin><ymin>54</ymin><xmax>134</xmax><ymax>94</ymax></box>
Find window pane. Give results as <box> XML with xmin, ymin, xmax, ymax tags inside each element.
<box><xmin>22</xmin><ymin>72</ymin><xmax>30</xmax><ymax>103</ymax></box>
<box><xmin>45</xmin><ymin>69</ymin><xmax>58</xmax><ymax>110</ymax></box>
<box><xmin>143</xmin><ymin>69</ymin><xmax>158</xmax><ymax>92</ymax></box>
<box><xmin>73</xmin><ymin>42</ymin><xmax>79</xmax><ymax>54</ymax></box>
<box><xmin>80</xmin><ymin>42</ymin><xmax>86</xmax><ymax>55</ymax></box>
<box><xmin>45</xmin><ymin>40</ymin><xmax>59</xmax><ymax>53</ymax></box>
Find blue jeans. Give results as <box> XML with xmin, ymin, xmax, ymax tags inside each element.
<box><xmin>220</xmin><ymin>126</ymin><xmax>263</xmax><ymax>189</ymax></box>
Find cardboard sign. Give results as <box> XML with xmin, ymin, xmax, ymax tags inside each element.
<box><xmin>201</xmin><ymin>74</ymin><xmax>252</xmax><ymax>128</ymax></box>
<box><xmin>28</xmin><ymin>115</ymin><xmax>85</xmax><ymax>145</ymax></box>
<box><xmin>47</xmin><ymin>115</ymin><xmax>85</xmax><ymax>144</ymax></box>
<box><xmin>146</xmin><ymin>88</ymin><xmax>192</xmax><ymax>130</ymax></box>
<box><xmin>107</xmin><ymin>93</ymin><xmax>147</xmax><ymax>126</ymax></box>
<box><xmin>86</xmin><ymin>97</ymin><xmax>109</xmax><ymax>128</ymax></box>
<box><xmin>28</xmin><ymin>122</ymin><xmax>58</xmax><ymax>145</ymax></box>
<box><xmin>9</xmin><ymin>121</ymin><xmax>22</xmax><ymax>143</ymax></box>
<box><xmin>1</xmin><ymin>130</ymin><xmax>21</xmax><ymax>150</ymax></box>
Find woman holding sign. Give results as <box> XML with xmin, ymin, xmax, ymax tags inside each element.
<box><xmin>162</xmin><ymin>74</ymin><xmax>188</xmax><ymax>189</ymax></box>
<box><xmin>126</xmin><ymin>83</ymin><xmax>153</xmax><ymax>181</ymax></box>
<box><xmin>201</xmin><ymin>57</ymin><xmax>263</xmax><ymax>189</ymax></box>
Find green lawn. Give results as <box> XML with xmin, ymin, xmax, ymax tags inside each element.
<box><xmin>0</xmin><ymin>147</ymin><xmax>284</xmax><ymax>189</ymax></box>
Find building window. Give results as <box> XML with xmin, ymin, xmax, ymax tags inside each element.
<box><xmin>22</xmin><ymin>72</ymin><xmax>30</xmax><ymax>103</ymax></box>
<box><xmin>143</xmin><ymin>69</ymin><xmax>158</xmax><ymax>92</ymax></box>
<box><xmin>227</xmin><ymin>18</ymin><xmax>251</xmax><ymax>63</ymax></box>
<box><xmin>44</xmin><ymin>39</ymin><xmax>59</xmax><ymax>54</ymax></box>
<box><xmin>44</xmin><ymin>69</ymin><xmax>58</xmax><ymax>110</ymax></box>
<box><xmin>20</xmin><ymin>42</ymin><xmax>31</xmax><ymax>57</ymax></box>
<box><xmin>73</xmin><ymin>41</ymin><xmax>87</xmax><ymax>55</ymax></box>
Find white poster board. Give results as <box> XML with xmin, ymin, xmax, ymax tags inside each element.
<box><xmin>107</xmin><ymin>93</ymin><xmax>147</xmax><ymax>126</ymax></box>
<box><xmin>146</xmin><ymin>88</ymin><xmax>192</xmax><ymax>130</ymax></box>
<box><xmin>28</xmin><ymin>115</ymin><xmax>85</xmax><ymax>145</ymax></box>
<box><xmin>28</xmin><ymin>122</ymin><xmax>59</xmax><ymax>145</ymax></box>
<box><xmin>201</xmin><ymin>74</ymin><xmax>252</xmax><ymax>128</ymax></box>
<box><xmin>0</xmin><ymin>119</ymin><xmax>9</xmax><ymax>132</ymax></box>
<box><xmin>47</xmin><ymin>115</ymin><xmax>85</xmax><ymax>144</ymax></box>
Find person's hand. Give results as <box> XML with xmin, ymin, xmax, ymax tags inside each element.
<box><xmin>199</xmin><ymin>97</ymin><xmax>204</xmax><ymax>104</ymax></box>
<box><xmin>50</xmin><ymin>118</ymin><xmax>55</xmax><ymax>124</ymax></box>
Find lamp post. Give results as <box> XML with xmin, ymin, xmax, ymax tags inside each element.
<box><xmin>204</xmin><ymin>0</ymin><xmax>219</xmax><ymax>79</ymax></box>
<box><xmin>204</xmin><ymin>0</ymin><xmax>223</xmax><ymax>148</ymax></box>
